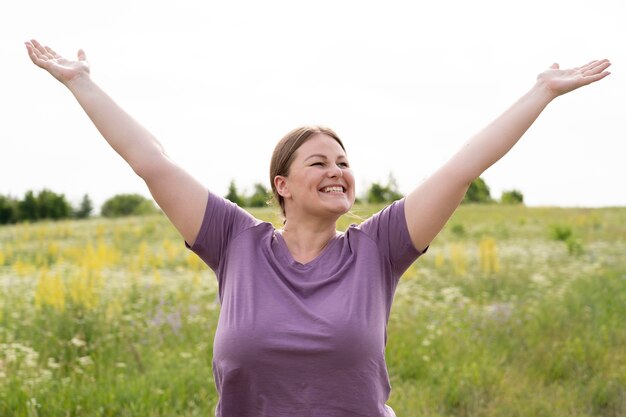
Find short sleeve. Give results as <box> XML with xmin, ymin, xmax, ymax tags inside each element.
<box><xmin>358</xmin><ymin>198</ymin><xmax>425</xmax><ymax>278</ymax></box>
<box><xmin>185</xmin><ymin>192</ymin><xmax>258</xmax><ymax>271</ymax></box>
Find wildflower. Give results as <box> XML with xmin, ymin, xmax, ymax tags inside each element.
<box><xmin>34</xmin><ymin>268</ymin><xmax>65</xmax><ymax>311</ymax></box>
<box><xmin>67</xmin><ymin>268</ymin><xmax>103</xmax><ymax>310</ymax></box>
<box><xmin>153</xmin><ymin>270</ymin><xmax>162</xmax><ymax>285</ymax></box>
<box><xmin>70</xmin><ymin>336</ymin><xmax>86</xmax><ymax>348</ymax></box>
<box><xmin>191</xmin><ymin>273</ymin><xmax>202</xmax><ymax>288</ymax></box>
<box><xmin>167</xmin><ymin>311</ymin><xmax>182</xmax><ymax>334</ymax></box>
<box><xmin>450</xmin><ymin>244</ymin><xmax>468</xmax><ymax>276</ymax></box>
<box><xmin>485</xmin><ymin>302</ymin><xmax>513</xmax><ymax>322</ymax></box>
<box><xmin>47</xmin><ymin>358</ymin><xmax>61</xmax><ymax>369</ymax></box>
<box><xmin>531</xmin><ymin>273</ymin><xmax>549</xmax><ymax>286</ymax></box>
<box><xmin>187</xmin><ymin>252</ymin><xmax>204</xmax><ymax>272</ymax></box>
<box><xmin>434</xmin><ymin>252</ymin><xmax>445</xmax><ymax>269</ymax></box>
<box><xmin>479</xmin><ymin>237</ymin><xmax>500</xmax><ymax>273</ymax></box>
<box><xmin>441</xmin><ymin>286</ymin><xmax>462</xmax><ymax>303</ymax></box>
<box><xmin>77</xmin><ymin>356</ymin><xmax>93</xmax><ymax>367</ymax></box>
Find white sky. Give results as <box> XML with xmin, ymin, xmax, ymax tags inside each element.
<box><xmin>2</xmin><ymin>0</ymin><xmax>625</xmax><ymax>209</ymax></box>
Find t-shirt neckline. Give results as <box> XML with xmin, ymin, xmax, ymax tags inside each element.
<box><xmin>273</xmin><ymin>230</ymin><xmax>342</xmax><ymax>269</ymax></box>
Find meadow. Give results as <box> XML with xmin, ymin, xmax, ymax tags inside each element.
<box><xmin>0</xmin><ymin>204</ymin><xmax>625</xmax><ymax>417</ymax></box>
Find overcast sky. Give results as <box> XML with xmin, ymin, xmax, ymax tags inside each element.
<box><xmin>2</xmin><ymin>0</ymin><xmax>624</xmax><ymax>209</ymax></box>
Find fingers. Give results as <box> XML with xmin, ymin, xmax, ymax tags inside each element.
<box><xmin>30</xmin><ymin>39</ymin><xmax>50</xmax><ymax>58</ymax></box>
<box><xmin>576</xmin><ymin>59</ymin><xmax>611</xmax><ymax>86</ymax></box>
<box><xmin>582</xmin><ymin>69</ymin><xmax>611</xmax><ymax>85</ymax></box>
<box><xmin>573</xmin><ymin>60</ymin><xmax>597</xmax><ymax>71</ymax></box>
<box><xmin>26</xmin><ymin>39</ymin><xmax>88</xmax><ymax>63</ymax></box>
<box><xmin>45</xmin><ymin>45</ymin><xmax>61</xmax><ymax>59</ymax></box>
<box><xmin>25</xmin><ymin>40</ymin><xmax>49</xmax><ymax>68</ymax></box>
<box><xmin>580</xmin><ymin>59</ymin><xmax>610</xmax><ymax>75</ymax></box>
<box><xmin>26</xmin><ymin>39</ymin><xmax>52</xmax><ymax>63</ymax></box>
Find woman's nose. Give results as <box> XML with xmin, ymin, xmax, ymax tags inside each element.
<box><xmin>328</xmin><ymin>164</ymin><xmax>343</xmax><ymax>177</ymax></box>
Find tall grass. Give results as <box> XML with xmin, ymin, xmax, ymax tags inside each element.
<box><xmin>1</xmin><ymin>204</ymin><xmax>625</xmax><ymax>416</ymax></box>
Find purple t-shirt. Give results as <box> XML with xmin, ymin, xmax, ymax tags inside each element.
<box><xmin>188</xmin><ymin>192</ymin><xmax>424</xmax><ymax>417</ymax></box>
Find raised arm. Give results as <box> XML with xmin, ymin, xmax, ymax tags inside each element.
<box><xmin>404</xmin><ymin>59</ymin><xmax>611</xmax><ymax>252</ymax></box>
<box><xmin>25</xmin><ymin>40</ymin><xmax>208</xmax><ymax>245</ymax></box>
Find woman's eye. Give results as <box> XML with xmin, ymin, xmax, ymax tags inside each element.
<box><xmin>338</xmin><ymin>162</ymin><xmax>349</xmax><ymax>168</ymax></box>
<box><xmin>311</xmin><ymin>162</ymin><xmax>324</xmax><ymax>166</ymax></box>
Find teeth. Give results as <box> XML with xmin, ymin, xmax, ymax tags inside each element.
<box><xmin>322</xmin><ymin>186</ymin><xmax>343</xmax><ymax>193</ymax></box>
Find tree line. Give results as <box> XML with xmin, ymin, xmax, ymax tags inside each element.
<box><xmin>0</xmin><ymin>190</ymin><xmax>90</xmax><ymax>225</ymax></box>
<box><xmin>224</xmin><ymin>175</ymin><xmax>523</xmax><ymax>207</ymax></box>
<box><xmin>0</xmin><ymin>177</ymin><xmax>522</xmax><ymax>225</ymax></box>
<box><xmin>0</xmin><ymin>191</ymin><xmax>158</xmax><ymax>225</ymax></box>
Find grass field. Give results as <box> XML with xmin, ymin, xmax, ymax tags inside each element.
<box><xmin>1</xmin><ymin>204</ymin><xmax>625</xmax><ymax>416</ymax></box>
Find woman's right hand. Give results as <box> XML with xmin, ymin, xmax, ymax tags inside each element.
<box><xmin>25</xmin><ymin>39</ymin><xmax>90</xmax><ymax>86</ymax></box>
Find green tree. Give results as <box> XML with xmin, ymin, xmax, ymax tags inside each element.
<box><xmin>224</xmin><ymin>180</ymin><xmax>244</xmax><ymax>206</ymax></box>
<box><xmin>366</xmin><ymin>173</ymin><xmax>403</xmax><ymax>204</ymax></box>
<box><xmin>101</xmin><ymin>194</ymin><xmax>157</xmax><ymax>217</ymax></box>
<box><xmin>367</xmin><ymin>183</ymin><xmax>387</xmax><ymax>204</ymax></box>
<box><xmin>248</xmin><ymin>183</ymin><xmax>270</xmax><ymax>207</ymax></box>
<box><xmin>19</xmin><ymin>191</ymin><xmax>39</xmax><ymax>221</ymax></box>
<box><xmin>501</xmin><ymin>189</ymin><xmax>524</xmax><ymax>204</ymax></box>
<box><xmin>462</xmin><ymin>177</ymin><xmax>493</xmax><ymax>204</ymax></box>
<box><xmin>74</xmin><ymin>194</ymin><xmax>94</xmax><ymax>219</ymax></box>
<box><xmin>36</xmin><ymin>189</ymin><xmax>72</xmax><ymax>220</ymax></box>
<box><xmin>15</xmin><ymin>190</ymin><xmax>73</xmax><ymax>222</ymax></box>
<box><xmin>0</xmin><ymin>195</ymin><xmax>19</xmax><ymax>224</ymax></box>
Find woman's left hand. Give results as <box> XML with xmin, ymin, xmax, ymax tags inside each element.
<box><xmin>537</xmin><ymin>59</ymin><xmax>611</xmax><ymax>98</ymax></box>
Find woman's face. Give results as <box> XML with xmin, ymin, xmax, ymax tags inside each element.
<box><xmin>275</xmin><ymin>133</ymin><xmax>355</xmax><ymax>221</ymax></box>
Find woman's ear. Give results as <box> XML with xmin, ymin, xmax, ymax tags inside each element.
<box><xmin>274</xmin><ymin>175</ymin><xmax>291</xmax><ymax>198</ymax></box>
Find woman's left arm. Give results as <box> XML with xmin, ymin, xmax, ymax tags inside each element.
<box><xmin>405</xmin><ymin>59</ymin><xmax>611</xmax><ymax>252</ymax></box>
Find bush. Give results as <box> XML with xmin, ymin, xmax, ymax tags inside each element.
<box><xmin>248</xmin><ymin>183</ymin><xmax>271</xmax><ymax>208</ymax></box>
<box><xmin>463</xmin><ymin>177</ymin><xmax>492</xmax><ymax>204</ymax></box>
<box><xmin>450</xmin><ymin>223</ymin><xmax>466</xmax><ymax>237</ymax></box>
<box><xmin>101</xmin><ymin>194</ymin><xmax>158</xmax><ymax>218</ymax></box>
<box><xmin>501</xmin><ymin>189</ymin><xmax>524</xmax><ymax>205</ymax></box>
<box><xmin>549</xmin><ymin>224</ymin><xmax>584</xmax><ymax>255</ymax></box>
<box><xmin>366</xmin><ymin>173</ymin><xmax>403</xmax><ymax>204</ymax></box>
<box><xmin>550</xmin><ymin>225</ymin><xmax>573</xmax><ymax>242</ymax></box>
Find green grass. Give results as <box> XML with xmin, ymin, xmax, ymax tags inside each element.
<box><xmin>1</xmin><ymin>204</ymin><xmax>625</xmax><ymax>416</ymax></box>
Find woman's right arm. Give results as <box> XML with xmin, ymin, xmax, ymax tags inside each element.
<box><xmin>26</xmin><ymin>40</ymin><xmax>208</xmax><ymax>245</ymax></box>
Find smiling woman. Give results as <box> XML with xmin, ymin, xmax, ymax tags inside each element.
<box><xmin>268</xmin><ymin>125</ymin><xmax>350</xmax><ymax>220</ymax></box>
<box><xmin>25</xmin><ymin>38</ymin><xmax>610</xmax><ymax>417</ymax></box>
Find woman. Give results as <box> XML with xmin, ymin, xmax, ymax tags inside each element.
<box><xmin>25</xmin><ymin>39</ymin><xmax>610</xmax><ymax>416</ymax></box>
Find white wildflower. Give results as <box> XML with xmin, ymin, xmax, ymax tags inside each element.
<box><xmin>70</xmin><ymin>337</ymin><xmax>86</xmax><ymax>347</ymax></box>
<box><xmin>47</xmin><ymin>358</ymin><xmax>61</xmax><ymax>369</ymax></box>
<box><xmin>77</xmin><ymin>356</ymin><xmax>93</xmax><ymax>367</ymax></box>
<box><xmin>531</xmin><ymin>273</ymin><xmax>549</xmax><ymax>286</ymax></box>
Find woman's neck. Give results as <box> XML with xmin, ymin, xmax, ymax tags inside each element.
<box><xmin>279</xmin><ymin>219</ymin><xmax>338</xmax><ymax>264</ymax></box>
